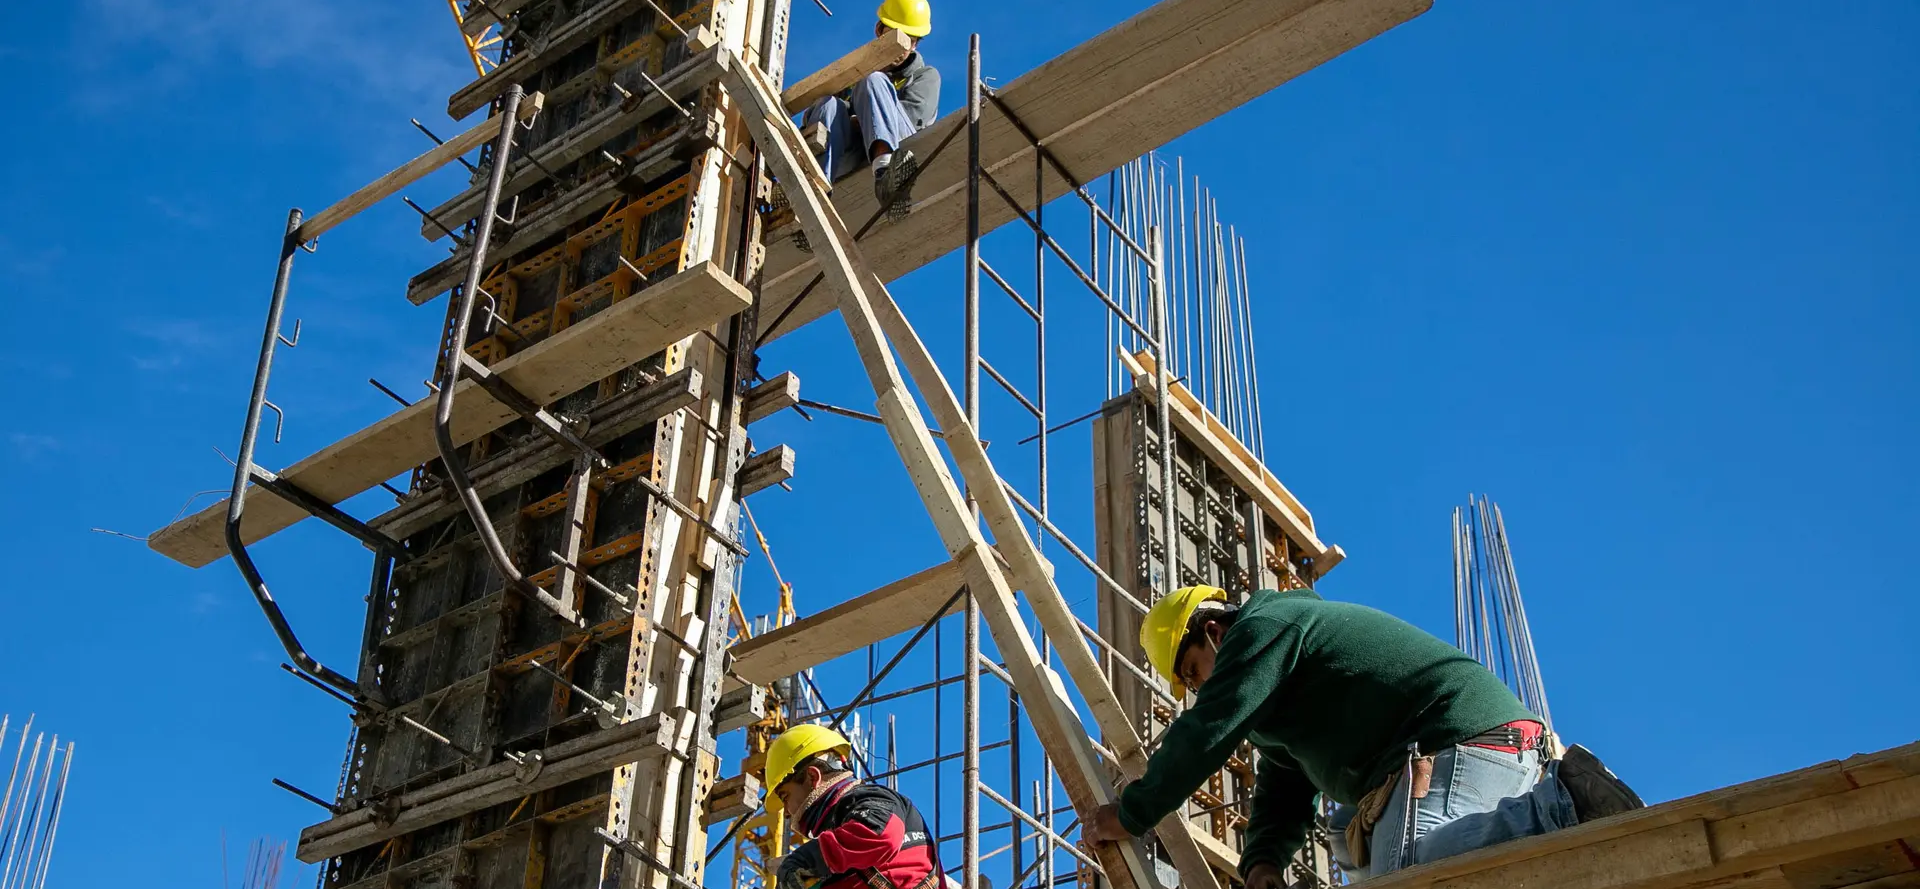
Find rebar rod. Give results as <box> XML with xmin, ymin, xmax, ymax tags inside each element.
<box><xmin>963</xmin><ymin>588</ymin><xmax>981</xmax><ymax>889</ymax></box>
<box><xmin>0</xmin><ymin>716</ymin><xmax>28</xmax><ymax>854</ymax></box>
<box><xmin>1149</xmin><ymin>225</ymin><xmax>1177</xmax><ymax>602</ymax></box>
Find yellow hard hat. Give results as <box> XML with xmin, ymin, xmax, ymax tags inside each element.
<box><xmin>877</xmin><ymin>0</ymin><xmax>931</xmax><ymax>37</ymax></box>
<box><xmin>1139</xmin><ymin>586</ymin><xmax>1228</xmax><ymax>697</ymax></box>
<box><xmin>763</xmin><ymin>724</ymin><xmax>852</xmax><ymax>812</ymax></box>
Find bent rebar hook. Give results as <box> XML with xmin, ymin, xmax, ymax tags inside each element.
<box><xmin>224</xmin><ymin>208</ymin><xmax>363</xmax><ymax>700</ymax></box>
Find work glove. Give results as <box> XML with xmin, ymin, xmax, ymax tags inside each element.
<box><xmin>778</xmin><ymin>841</ymin><xmax>825</xmax><ymax>889</ymax></box>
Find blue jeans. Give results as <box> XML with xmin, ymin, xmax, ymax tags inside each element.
<box><xmin>801</xmin><ymin>71</ymin><xmax>918</xmax><ymax>182</ymax></box>
<box><xmin>1327</xmin><ymin>745</ymin><xmax>1579</xmax><ymax>879</ymax></box>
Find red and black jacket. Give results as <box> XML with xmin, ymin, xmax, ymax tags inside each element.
<box><xmin>787</xmin><ymin>779</ymin><xmax>941</xmax><ymax>889</ymax></box>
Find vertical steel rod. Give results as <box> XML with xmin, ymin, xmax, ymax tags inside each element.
<box><xmin>1150</xmin><ymin>226</ymin><xmax>1176</xmax><ymax>601</ymax></box>
<box><xmin>963</xmin><ymin>587</ymin><xmax>981</xmax><ymax>889</ymax></box>
<box><xmin>964</xmin><ymin>33</ymin><xmax>983</xmax><ymax>495</ymax></box>
<box><xmin>3</xmin><ymin>738</ymin><xmax>53</xmax><ymax>889</ymax></box>
<box><xmin>0</xmin><ymin>736</ymin><xmax>41</xmax><ymax>889</ymax></box>
<box><xmin>1235</xmin><ymin>233</ymin><xmax>1264</xmax><ymax>457</ymax></box>
<box><xmin>963</xmin><ymin>37</ymin><xmax>983</xmax><ymax>889</ymax></box>
<box><xmin>0</xmin><ymin>716</ymin><xmax>26</xmax><ymax>857</ymax></box>
<box><xmin>32</xmin><ymin>748</ymin><xmax>69</xmax><ymax>889</ymax></box>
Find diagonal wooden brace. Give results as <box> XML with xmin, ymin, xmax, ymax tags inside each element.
<box><xmin>720</xmin><ymin>53</ymin><xmax>1224</xmax><ymax>889</ymax></box>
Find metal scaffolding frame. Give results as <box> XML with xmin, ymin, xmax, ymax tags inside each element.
<box><xmin>738</xmin><ymin>34</ymin><xmax>1347</xmax><ymax>889</ymax></box>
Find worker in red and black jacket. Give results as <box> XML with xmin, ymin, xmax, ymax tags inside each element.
<box><xmin>765</xmin><ymin>725</ymin><xmax>945</xmax><ymax>889</ymax></box>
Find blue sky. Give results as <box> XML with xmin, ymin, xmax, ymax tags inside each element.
<box><xmin>2</xmin><ymin>1</ymin><xmax>1916</xmax><ymax>887</ymax></box>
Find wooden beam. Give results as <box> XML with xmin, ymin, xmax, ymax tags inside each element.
<box><xmin>367</xmin><ymin>366</ymin><xmax>703</xmax><ymax>541</ymax></box>
<box><xmin>295</xmin><ymin>711</ymin><xmax>679</xmax><ymax>863</ymax></box>
<box><xmin>780</xmin><ymin>29</ymin><xmax>912</xmax><ymax>112</ymax></box>
<box><xmin>1116</xmin><ymin>349</ymin><xmax>1337</xmax><ymax>575</ymax></box>
<box><xmin>742</xmin><ymin>372</ymin><xmax>800</xmax><ymax>425</ymax></box>
<box><xmin>728</xmin><ymin>560</ymin><xmax>966</xmax><ymax>685</ymax></box>
<box><xmin>1359</xmin><ymin>743</ymin><xmax>1920</xmax><ymax>889</ymax></box>
<box><xmin>701</xmin><ymin>774</ymin><xmax>763</xmax><ymax>826</ymax></box>
<box><xmin>753</xmin><ymin>0</ymin><xmax>1430</xmax><ymax>345</ymax></box>
<box><xmin>1188</xmin><ymin>823</ymin><xmax>1241</xmax><ymax>880</ymax></box>
<box><xmin>713</xmin><ymin>683</ymin><xmax>768</xmax><ymax>734</ymax></box>
<box><xmin>1124</xmin><ymin>348</ymin><xmax>1312</xmax><ymax>530</ymax></box>
<box><xmin>446</xmin><ymin>0</ymin><xmax>646</xmax><ymax>119</ymax></box>
<box><xmin>293</xmin><ymin>93</ymin><xmax>544</xmax><ymax>244</ymax></box>
<box><xmin>736</xmin><ymin>446</ymin><xmax>795</xmax><ymax>497</ymax></box>
<box><xmin>148</xmin><ymin>262</ymin><xmax>751</xmax><ymax>568</ymax></box>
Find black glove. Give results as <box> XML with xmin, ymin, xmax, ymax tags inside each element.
<box><xmin>778</xmin><ymin>841</ymin><xmax>825</xmax><ymax>889</ymax></box>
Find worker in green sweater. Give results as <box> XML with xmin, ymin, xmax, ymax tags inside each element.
<box><xmin>1087</xmin><ymin>586</ymin><xmax>1644</xmax><ymax>884</ymax></box>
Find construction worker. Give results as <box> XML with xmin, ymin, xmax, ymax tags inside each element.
<box><xmin>766</xmin><ymin>724</ymin><xmax>946</xmax><ymax>889</ymax></box>
<box><xmin>799</xmin><ymin>0</ymin><xmax>940</xmax><ymax>223</ymax></box>
<box><xmin>1086</xmin><ymin>586</ymin><xmax>1645</xmax><ymax>885</ymax></box>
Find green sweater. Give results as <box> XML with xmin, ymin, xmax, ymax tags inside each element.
<box><xmin>1115</xmin><ymin>589</ymin><xmax>1537</xmax><ymax>874</ymax></box>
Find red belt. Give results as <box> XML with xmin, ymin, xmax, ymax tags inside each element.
<box><xmin>1462</xmin><ymin>719</ymin><xmax>1545</xmax><ymax>754</ymax></box>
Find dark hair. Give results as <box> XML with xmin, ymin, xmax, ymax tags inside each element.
<box><xmin>797</xmin><ymin>749</ymin><xmax>853</xmax><ymax>779</ymax></box>
<box><xmin>1175</xmin><ymin>603</ymin><xmax>1241</xmax><ymax>667</ymax></box>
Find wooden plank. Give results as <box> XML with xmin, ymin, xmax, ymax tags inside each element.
<box><xmin>1436</xmin><ymin>820</ymin><xmax>1714</xmax><ymax>889</ymax></box>
<box><xmin>1188</xmin><ymin>822</ymin><xmax>1242</xmax><ymax>879</ymax></box>
<box><xmin>736</xmin><ymin>446</ymin><xmax>795</xmax><ymax>497</ymax></box>
<box><xmin>148</xmin><ymin>262</ymin><xmax>751</xmax><ymax>568</ymax></box>
<box><xmin>742</xmin><ymin>371</ymin><xmax>800</xmax><ymax>425</ymax></box>
<box><xmin>727</xmin><ymin>560</ymin><xmax>965</xmax><ymax>684</ymax></box>
<box><xmin>295</xmin><ymin>711</ymin><xmax>678</xmax><ymax>862</ymax></box>
<box><xmin>701</xmin><ymin>774</ymin><xmax>763</xmax><ymax>826</ymax></box>
<box><xmin>712</xmin><ymin>684</ymin><xmax>768</xmax><ymax>734</ymax></box>
<box><xmin>366</xmin><ymin>366</ymin><xmax>703</xmax><ymax>541</ymax></box>
<box><xmin>1117</xmin><ymin>348</ymin><xmax>1333</xmax><ymax>574</ymax></box>
<box><xmin>1125</xmin><ymin>348</ymin><xmax>1312</xmax><ymax>530</ymax></box>
<box><xmin>752</xmin><ymin>0</ymin><xmax>1430</xmax><ymax>345</ymax></box>
<box><xmin>1709</xmin><ymin>775</ymin><xmax>1920</xmax><ymax>867</ymax></box>
<box><xmin>446</xmin><ymin>0</ymin><xmax>646</xmax><ymax>119</ymax></box>
<box><xmin>779</xmin><ymin>29</ymin><xmax>911</xmax><ymax>112</ymax></box>
<box><xmin>1359</xmin><ymin>745</ymin><xmax>1920</xmax><ymax>889</ymax></box>
<box><xmin>294</xmin><ymin>93</ymin><xmax>544</xmax><ymax>244</ymax></box>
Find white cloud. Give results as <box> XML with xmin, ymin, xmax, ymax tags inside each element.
<box><xmin>8</xmin><ymin>433</ymin><xmax>60</xmax><ymax>459</ymax></box>
<box><xmin>0</xmin><ymin>236</ymin><xmax>64</xmax><ymax>277</ymax></box>
<box><xmin>126</xmin><ymin>317</ymin><xmax>227</xmax><ymax>372</ymax></box>
<box><xmin>77</xmin><ymin>0</ymin><xmax>468</xmax><ymax>113</ymax></box>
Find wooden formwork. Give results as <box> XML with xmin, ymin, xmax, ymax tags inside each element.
<box><xmin>1091</xmin><ymin>381</ymin><xmax>1339</xmax><ymax>888</ymax></box>
<box><xmin>292</xmin><ymin>1</ymin><xmax>790</xmax><ymax>888</ymax></box>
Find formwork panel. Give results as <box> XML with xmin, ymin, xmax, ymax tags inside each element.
<box><xmin>1093</xmin><ymin>391</ymin><xmax>1333</xmax><ymax>888</ymax></box>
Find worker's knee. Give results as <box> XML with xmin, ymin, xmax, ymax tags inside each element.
<box><xmin>851</xmin><ymin>70</ymin><xmax>894</xmax><ymax>102</ymax></box>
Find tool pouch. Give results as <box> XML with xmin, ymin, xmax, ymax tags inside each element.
<box><xmin>1345</xmin><ymin>756</ymin><xmax>1434</xmax><ymax>868</ymax></box>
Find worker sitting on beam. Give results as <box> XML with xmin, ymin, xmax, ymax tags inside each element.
<box><xmin>767</xmin><ymin>724</ymin><xmax>948</xmax><ymax>889</ymax></box>
<box><xmin>798</xmin><ymin>0</ymin><xmax>941</xmax><ymax>229</ymax></box>
<box><xmin>1087</xmin><ymin>586</ymin><xmax>1646</xmax><ymax>885</ymax></box>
